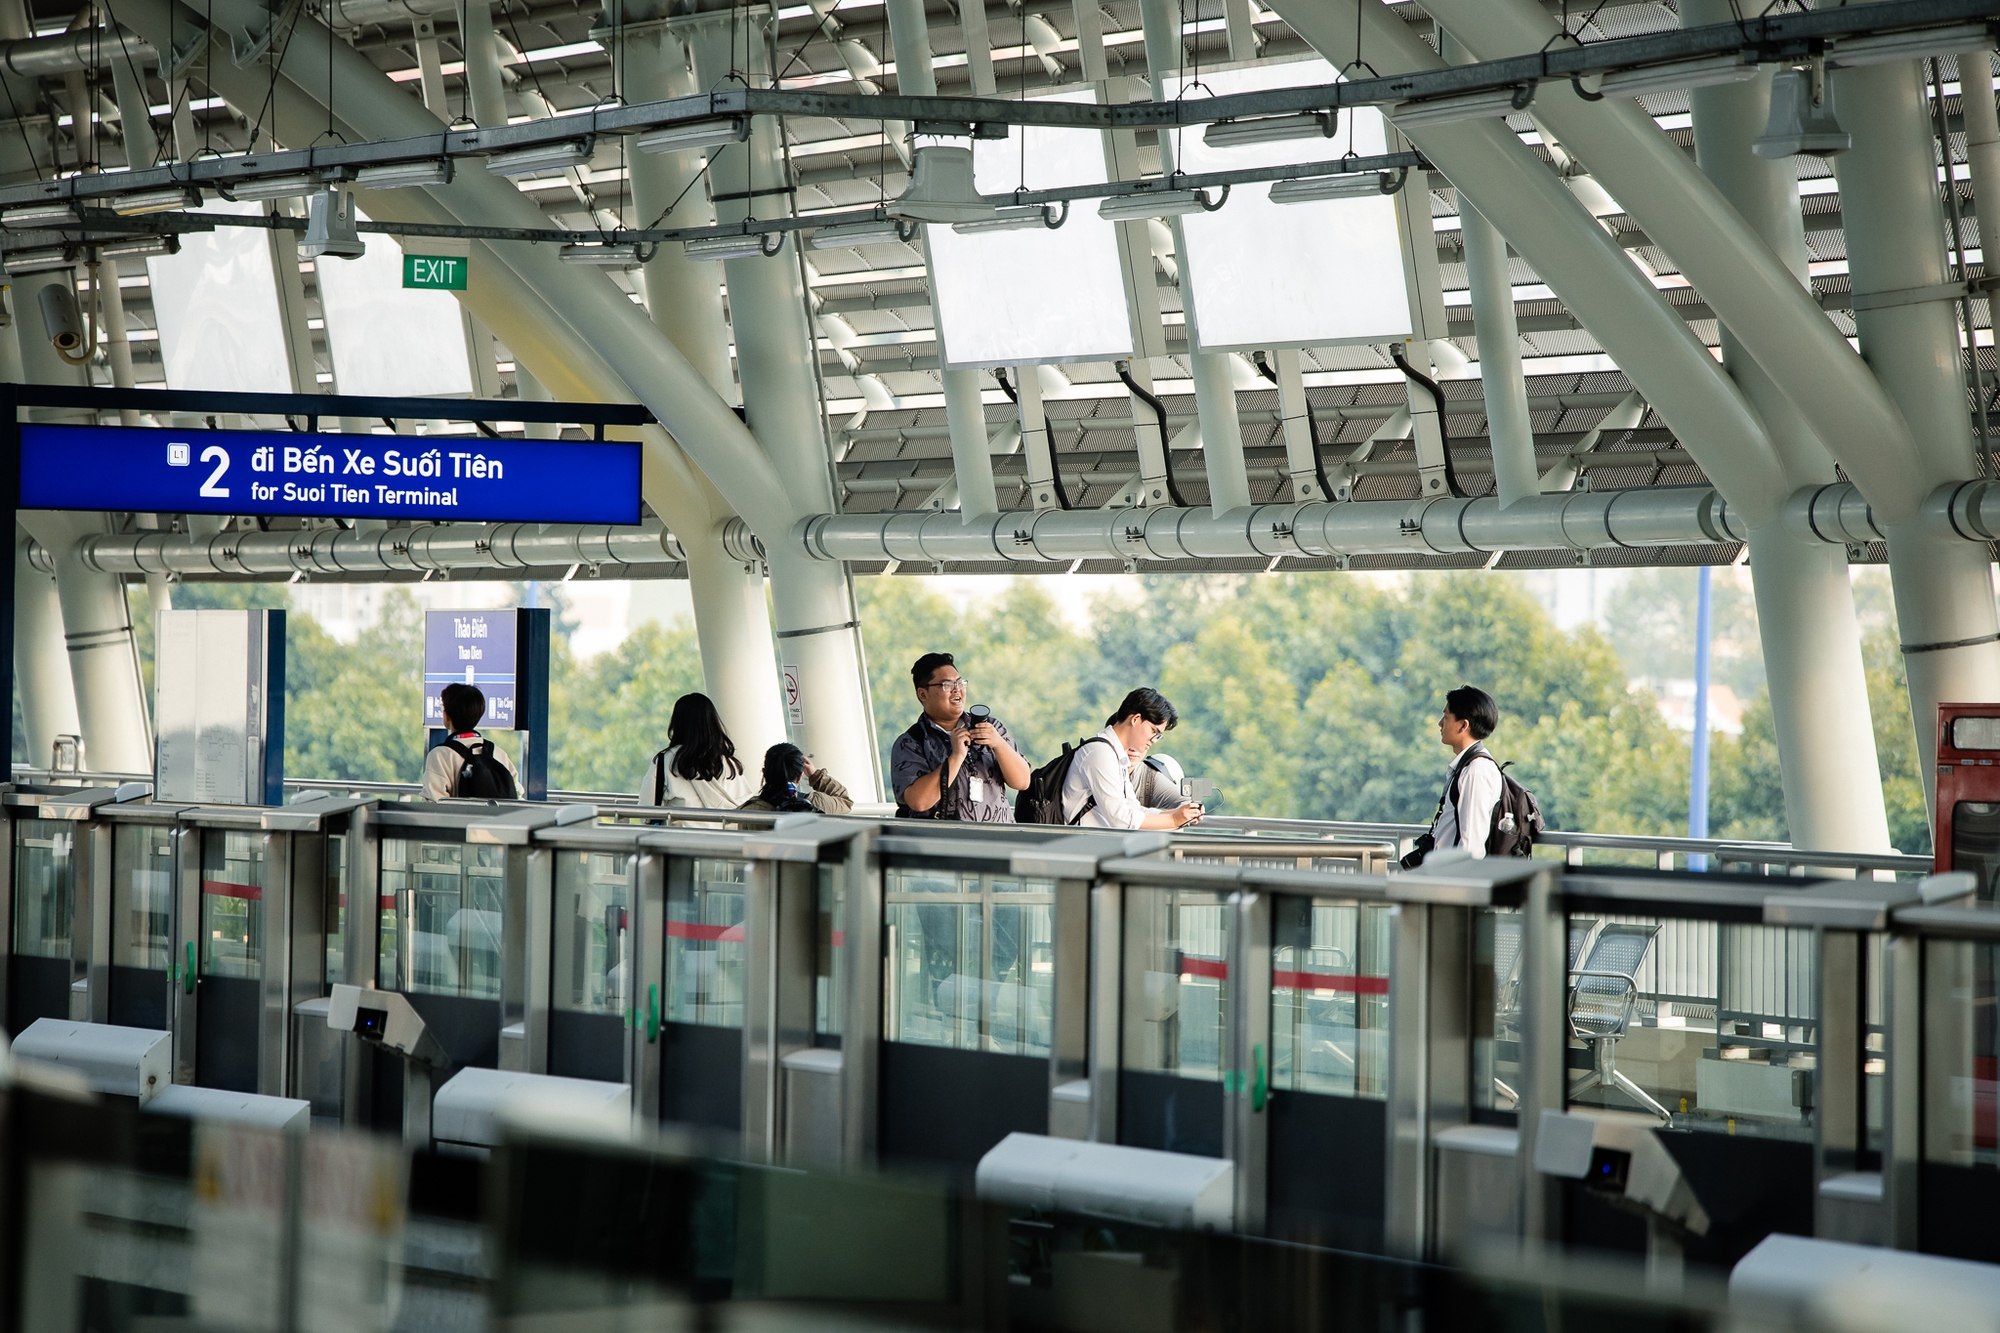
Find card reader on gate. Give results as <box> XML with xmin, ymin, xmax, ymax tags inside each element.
<box><xmin>328</xmin><ymin>984</ymin><xmax>450</xmax><ymax>1148</ymax></box>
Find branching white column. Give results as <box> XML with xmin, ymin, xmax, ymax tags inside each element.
<box><xmin>1457</xmin><ymin>202</ymin><xmax>1537</xmax><ymax>507</ymax></box>
<box><xmin>617</xmin><ymin>2</ymin><xmax>786</xmax><ymax>762</ymax></box>
<box><xmin>1676</xmin><ymin>0</ymin><xmax>1890</xmax><ymax>853</ymax></box>
<box><xmin>1835</xmin><ymin>54</ymin><xmax>2000</xmax><ymax>802</ymax></box>
<box><xmin>1137</xmin><ymin>0</ymin><xmax>1252</xmax><ymax>513</ymax></box>
<box><xmin>883</xmin><ymin>0</ymin><xmax>1001</xmax><ymax>524</ymax></box>
<box><xmin>14</xmin><ymin>534</ymin><xmax>79</xmax><ymax>769</ymax></box>
<box><xmin>683</xmin><ymin>9</ymin><xmax>881</xmax><ymax>797</ymax></box>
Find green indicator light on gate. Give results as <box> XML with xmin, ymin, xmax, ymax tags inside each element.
<box><xmin>403</xmin><ymin>254</ymin><xmax>468</xmax><ymax>290</ymax></box>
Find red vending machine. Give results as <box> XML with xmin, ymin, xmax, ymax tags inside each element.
<box><xmin>1935</xmin><ymin>703</ymin><xmax>2000</xmax><ymax>902</ymax></box>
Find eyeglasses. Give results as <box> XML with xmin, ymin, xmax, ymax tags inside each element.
<box><xmin>921</xmin><ymin>677</ymin><xmax>970</xmax><ymax>694</ymax></box>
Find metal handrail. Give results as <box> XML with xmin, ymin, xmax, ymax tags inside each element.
<box><xmin>6</xmin><ymin>765</ymin><xmax>1937</xmax><ymax>875</ymax></box>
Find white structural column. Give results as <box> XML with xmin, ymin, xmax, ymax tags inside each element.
<box><xmin>459</xmin><ymin>0</ymin><xmax>506</xmax><ymax>127</ymax></box>
<box><xmin>1834</xmin><ymin>53</ymin><xmax>2000</xmax><ymax>799</ymax></box>
<box><xmin>12</xmin><ymin>272</ymin><xmax>152</xmax><ymax>773</ymax></box>
<box><xmin>613</xmin><ymin>0</ymin><xmax>787</xmax><ymax>762</ymax></box>
<box><xmin>1136</xmin><ymin>0</ymin><xmax>1252</xmax><ymax>513</ymax></box>
<box><xmin>14</xmin><ymin>536</ymin><xmax>79</xmax><ymax>768</ymax></box>
<box><xmin>1457</xmin><ymin>203</ymin><xmax>1537</xmax><ymax>506</ymax></box>
<box><xmin>682</xmin><ymin>9</ymin><xmax>881</xmax><ymax>798</ymax></box>
<box><xmin>883</xmin><ymin>0</ymin><xmax>1001</xmax><ymax>523</ymax></box>
<box><xmin>1264</xmin><ymin>0</ymin><xmax>1789</xmax><ymax>525</ymax></box>
<box><xmin>1680</xmin><ymin>0</ymin><xmax>1889</xmax><ymax>854</ymax></box>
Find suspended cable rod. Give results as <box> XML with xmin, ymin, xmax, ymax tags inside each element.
<box><xmin>0</xmin><ymin>0</ymin><xmax>1993</xmax><ymax>214</ymax></box>
<box><xmin>0</xmin><ymin>151</ymin><xmax>1426</xmax><ymax>251</ymax></box>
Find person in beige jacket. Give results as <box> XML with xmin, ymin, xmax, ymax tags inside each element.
<box><xmin>739</xmin><ymin>743</ymin><xmax>853</xmax><ymax>815</ymax></box>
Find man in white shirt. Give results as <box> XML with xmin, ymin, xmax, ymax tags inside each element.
<box><xmin>422</xmin><ymin>683</ymin><xmax>522</xmax><ymax>801</ymax></box>
<box><xmin>1061</xmin><ymin>689</ymin><xmax>1205</xmax><ymax>830</ymax></box>
<box><xmin>1425</xmin><ymin>685</ymin><xmax>1504</xmax><ymax>860</ymax></box>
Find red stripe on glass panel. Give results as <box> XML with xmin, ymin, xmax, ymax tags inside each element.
<box><xmin>1178</xmin><ymin>955</ymin><xmax>1228</xmax><ymax>980</ymax></box>
<box><xmin>667</xmin><ymin>920</ymin><xmax>744</xmax><ymax>942</ymax></box>
<box><xmin>201</xmin><ymin>879</ymin><xmax>262</xmax><ymax>902</ymax></box>
<box><xmin>1273</xmin><ymin>969</ymin><xmax>1389</xmax><ymax>996</ymax></box>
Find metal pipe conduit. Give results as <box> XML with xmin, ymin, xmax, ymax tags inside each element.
<box><xmin>54</xmin><ymin>518</ymin><xmax>771</xmax><ymax>577</ymax></box>
<box><xmin>0</xmin><ymin>26</ymin><xmax>154</xmax><ymax>76</ymax></box>
<box><xmin>797</xmin><ymin>485</ymin><xmax>1747</xmax><ymax>564</ymax></box>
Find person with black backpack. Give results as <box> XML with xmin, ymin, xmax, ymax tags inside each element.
<box><xmin>421</xmin><ymin>683</ymin><xmax>521</xmax><ymax>801</ymax></box>
<box><xmin>1399</xmin><ymin>684</ymin><xmax>1544</xmax><ymax>869</ymax></box>
<box><xmin>1022</xmin><ymin>688</ymin><xmax>1204</xmax><ymax>829</ymax></box>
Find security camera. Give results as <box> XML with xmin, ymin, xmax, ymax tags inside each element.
<box><xmin>37</xmin><ymin>282</ymin><xmax>83</xmax><ymax>356</ymax></box>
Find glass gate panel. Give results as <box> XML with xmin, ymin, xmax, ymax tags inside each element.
<box><xmin>659</xmin><ymin>857</ymin><xmax>748</xmax><ymax>1132</ymax></box>
<box><xmin>379</xmin><ymin>837</ymin><xmax>504</xmax><ymax>1000</ymax></box>
<box><xmin>1919</xmin><ymin>937</ymin><xmax>2000</xmax><ymax>1262</ymax></box>
<box><xmin>550</xmin><ymin>848</ymin><xmax>631</xmax><ymax>1082</ymax></box>
<box><xmin>197</xmin><ymin>830</ymin><xmax>271</xmax><ymax>1092</ymax></box>
<box><xmin>1270</xmin><ymin>896</ymin><xmax>1390</xmax><ymax>1098</ymax></box>
<box><xmin>1120</xmin><ymin>886</ymin><xmax>1230</xmax><ymax>1156</ymax></box>
<box><xmin>9</xmin><ymin>818</ymin><xmax>75</xmax><ymax>1028</ymax></box>
<box><xmin>109</xmin><ymin>824</ymin><xmax>174</xmax><ymax>1029</ymax></box>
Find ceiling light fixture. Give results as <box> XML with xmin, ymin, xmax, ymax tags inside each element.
<box><xmin>1202</xmin><ymin>110</ymin><xmax>1336</xmax><ymax>149</ymax></box>
<box><xmin>1831</xmin><ymin>22</ymin><xmax>1995</xmax><ymax>68</ymax></box>
<box><xmin>110</xmin><ymin>186</ymin><xmax>201</xmax><ymax>216</ymax></box>
<box><xmin>225</xmin><ymin>173</ymin><xmax>320</xmax><ymax>203</ymax></box>
<box><xmin>559</xmin><ymin>241</ymin><xmax>644</xmax><ymax>266</ymax></box>
<box><xmin>808</xmin><ymin>218</ymin><xmax>917</xmax><ymax>249</ymax></box>
<box><xmin>1097</xmin><ymin>186</ymin><xmax>1227</xmax><ymax>223</ymax></box>
<box><xmin>636</xmin><ymin>118</ymin><xmax>751</xmax><ymax>155</ymax></box>
<box><xmin>952</xmin><ymin>201</ymin><xmax>1068</xmax><ymax>233</ymax></box>
<box><xmin>484</xmin><ymin>139</ymin><xmax>592</xmax><ymax>178</ymax></box>
<box><xmin>356</xmin><ymin>159</ymin><xmax>454</xmax><ymax>190</ymax></box>
<box><xmin>2</xmin><ymin>202</ymin><xmax>77</xmax><ymax>229</ymax></box>
<box><xmin>1389</xmin><ymin>84</ymin><xmax>1536</xmax><ymax>129</ymax></box>
<box><xmin>1595</xmin><ymin>54</ymin><xmax>1760</xmax><ymax>99</ymax></box>
<box><xmin>301</xmin><ymin>185</ymin><xmax>365</xmax><ymax>261</ymax></box>
<box><xmin>1268</xmin><ymin>170</ymin><xmax>1406</xmax><ymax>204</ymax></box>
<box><xmin>683</xmin><ymin>231</ymin><xmax>786</xmax><ymax>260</ymax></box>
<box><xmin>91</xmin><ymin>234</ymin><xmax>179</xmax><ymax>260</ymax></box>
<box><xmin>2</xmin><ymin>245</ymin><xmax>74</xmax><ymax>274</ymax></box>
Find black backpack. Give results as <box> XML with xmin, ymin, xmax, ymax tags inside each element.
<box><xmin>1015</xmin><ymin>736</ymin><xmax>1114</xmax><ymax>825</ymax></box>
<box><xmin>1485</xmin><ymin>760</ymin><xmax>1545</xmax><ymax>858</ymax></box>
<box><xmin>443</xmin><ymin>737</ymin><xmax>517</xmax><ymax>801</ymax></box>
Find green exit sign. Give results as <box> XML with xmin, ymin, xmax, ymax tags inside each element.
<box><xmin>403</xmin><ymin>254</ymin><xmax>467</xmax><ymax>290</ymax></box>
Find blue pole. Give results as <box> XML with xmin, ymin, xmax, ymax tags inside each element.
<box><xmin>1689</xmin><ymin>565</ymin><xmax>1714</xmax><ymax>869</ymax></box>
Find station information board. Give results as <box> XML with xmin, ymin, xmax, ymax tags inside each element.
<box><xmin>424</xmin><ymin>609</ymin><xmax>519</xmax><ymax>728</ymax></box>
<box><xmin>19</xmin><ymin>422</ymin><xmax>642</xmax><ymax>524</ymax></box>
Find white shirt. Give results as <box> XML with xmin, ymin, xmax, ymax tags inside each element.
<box><xmin>1432</xmin><ymin>744</ymin><xmax>1504</xmax><ymax>859</ymax></box>
<box><xmin>635</xmin><ymin>745</ymin><xmax>757</xmax><ymax>810</ymax></box>
<box><xmin>422</xmin><ymin>732</ymin><xmax>523</xmax><ymax>801</ymax></box>
<box><xmin>1061</xmin><ymin>729</ymin><xmax>1147</xmax><ymax>829</ymax></box>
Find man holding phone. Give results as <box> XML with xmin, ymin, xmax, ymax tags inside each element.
<box><xmin>1061</xmin><ymin>688</ymin><xmax>1205</xmax><ymax>830</ymax></box>
<box><xmin>891</xmin><ymin>652</ymin><xmax>1031</xmax><ymax>821</ymax></box>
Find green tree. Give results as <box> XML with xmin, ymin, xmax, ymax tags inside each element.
<box><xmin>548</xmin><ymin>619</ymin><xmax>706</xmax><ymax>794</ymax></box>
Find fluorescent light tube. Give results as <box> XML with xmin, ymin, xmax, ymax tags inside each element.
<box><xmin>1389</xmin><ymin>86</ymin><xmax>1533</xmax><ymax>129</ymax></box>
<box><xmin>1269</xmin><ymin>172</ymin><xmax>1397</xmax><ymax>204</ymax></box>
<box><xmin>1098</xmin><ymin>188</ymin><xmax>1222</xmax><ymax>222</ymax></box>
<box><xmin>1202</xmin><ymin>111</ymin><xmax>1335</xmax><ymax>149</ymax></box>
<box><xmin>356</xmin><ymin>159</ymin><xmax>454</xmax><ymax>190</ymax></box>
<box><xmin>683</xmin><ymin>231</ymin><xmax>783</xmax><ymax>260</ymax></box>
<box><xmin>1832</xmin><ymin>22</ymin><xmax>1994</xmax><ymax>68</ymax></box>
<box><xmin>91</xmin><ymin>233</ymin><xmax>178</xmax><ymax>259</ymax></box>
<box><xmin>559</xmin><ymin>242</ymin><xmax>643</xmax><ymax>266</ymax></box>
<box><xmin>1596</xmin><ymin>54</ymin><xmax>1761</xmax><ymax>98</ymax></box>
<box><xmin>226</xmin><ymin>173</ymin><xmax>320</xmax><ymax>203</ymax></box>
<box><xmin>111</xmin><ymin>186</ymin><xmax>200</xmax><ymax>215</ymax></box>
<box><xmin>808</xmin><ymin>218</ymin><xmax>913</xmax><ymax>249</ymax></box>
<box><xmin>484</xmin><ymin>140</ymin><xmax>591</xmax><ymax>178</ymax></box>
<box><xmin>3</xmin><ymin>246</ymin><xmax>73</xmax><ymax>274</ymax></box>
<box><xmin>2</xmin><ymin>202</ymin><xmax>77</xmax><ymax>228</ymax></box>
<box><xmin>952</xmin><ymin>203</ymin><xmax>1063</xmax><ymax>233</ymax></box>
<box><xmin>636</xmin><ymin>118</ymin><xmax>749</xmax><ymax>155</ymax></box>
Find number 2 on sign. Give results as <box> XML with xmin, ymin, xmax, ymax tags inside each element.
<box><xmin>199</xmin><ymin>445</ymin><xmax>231</xmax><ymax>498</ymax></box>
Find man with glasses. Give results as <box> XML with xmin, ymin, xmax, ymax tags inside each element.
<box><xmin>891</xmin><ymin>652</ymin><xmax>1032</xmax><ymax>820</ymax></box>
<box><xmin>1062</xmin><ymin>688</ymin><xmax>1205</xmax><ymax>830</ymax></box>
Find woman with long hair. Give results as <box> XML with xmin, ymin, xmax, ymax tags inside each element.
<box><xmin>637</xmin><ymin>693</ymin><xmax>756</xmax><ymax>809</ymax></box>
<box><xmin>739</xmin><ymin>743</ymin><xmax>853</xmax><ymax>814</ymax></box>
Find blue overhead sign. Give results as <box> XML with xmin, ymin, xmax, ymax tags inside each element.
<box><xmin>18</xmin><ymin>423</ymin><xmax>642</xmax><ymax>524</ymax></box>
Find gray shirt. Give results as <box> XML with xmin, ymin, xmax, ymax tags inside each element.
<box><xmin>890</xmin><ymin>715</ymin><xmax>1023</xmax><ymax>822</ymax></box>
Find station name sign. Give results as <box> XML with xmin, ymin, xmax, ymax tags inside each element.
<box><xmin>19</xmin><ymin>423</ymin><xmax>641</xmax><ymax>524</ymax></box>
